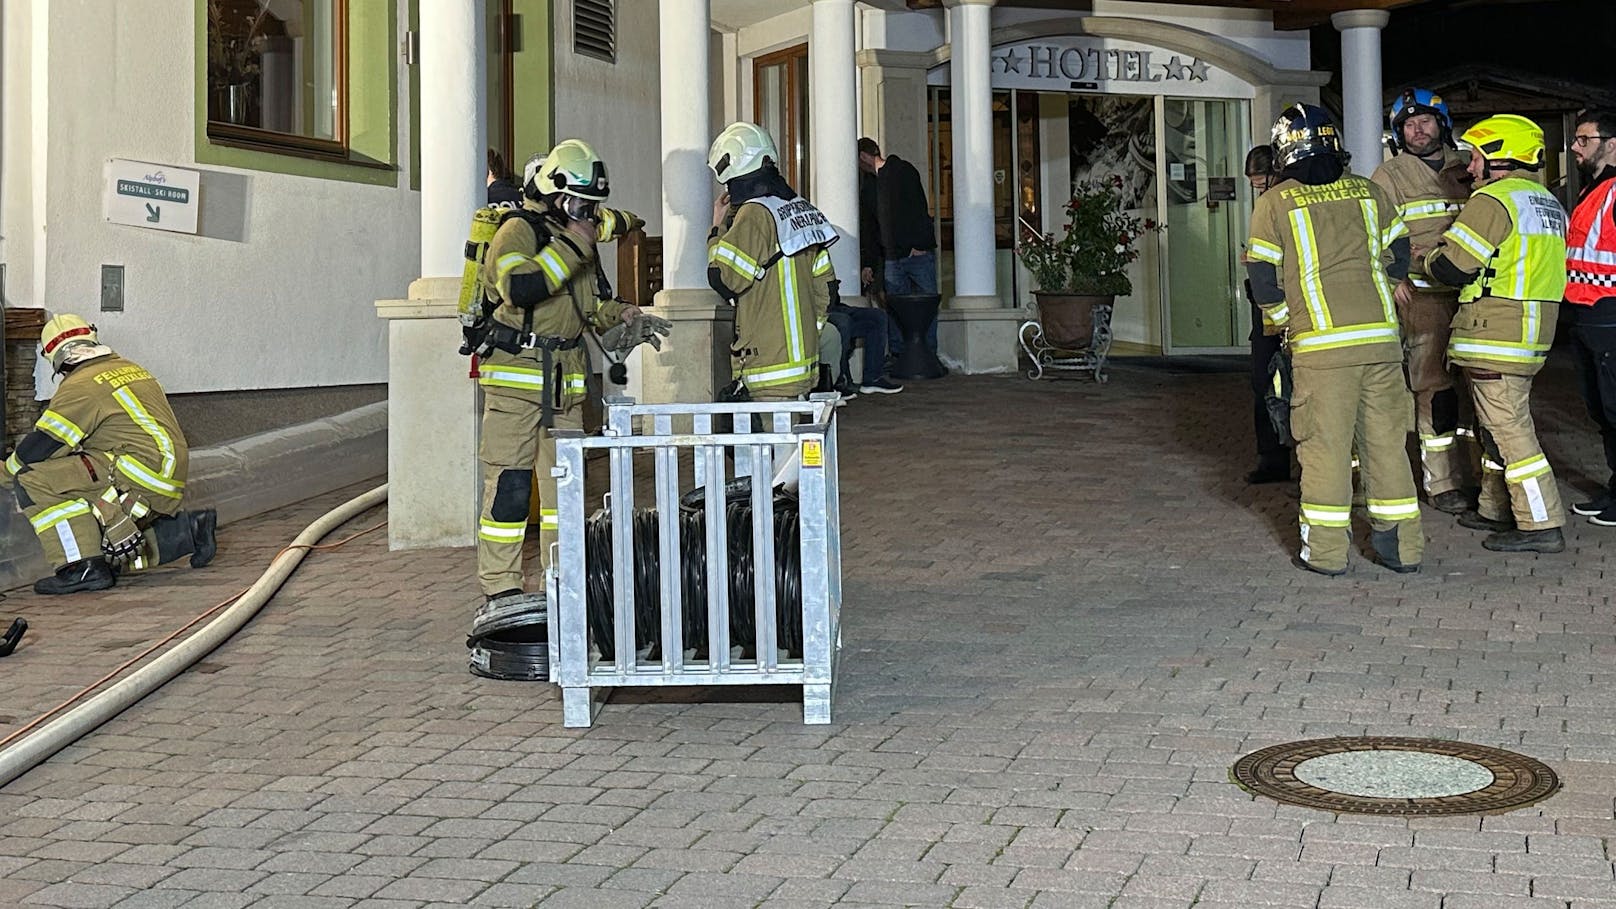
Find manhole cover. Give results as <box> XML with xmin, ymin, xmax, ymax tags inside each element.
<box><xmin>1232</xmin><ymin>736</ymin><xmax>1560</xmax><ymax>816</ymax></box>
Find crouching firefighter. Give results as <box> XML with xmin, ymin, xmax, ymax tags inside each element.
<box><xmin>471</xmin><ymin>139</ymin><xmax>671</xmax><ymax>607</ymax></box>
<box><xmin>5</xmin><ymin>315</ymin><xmax>217</xmax><ymax>595</ymax></box>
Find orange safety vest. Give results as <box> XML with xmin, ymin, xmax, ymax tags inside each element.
<box><xmin>1566</xmin><ymin>175</ymin><xmax>1616</xmax><ymax>305</ymax></box>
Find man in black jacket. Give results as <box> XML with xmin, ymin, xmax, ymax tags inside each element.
<box><xmin>859</xmin><ymin>137</ymin><xmax>938</xmax><ymax>356</ymax></box>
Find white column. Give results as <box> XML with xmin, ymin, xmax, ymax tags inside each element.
<box><xmin>809</xmin><ymin>0</ymin><xmax>860</xmax><ymax>295</ymax></box>
<box><xmin>659</xmin><ymin>0</ymin><xmax>712</xmax><ymax>293</ymax></box>
<box><xmin>644</xmin><ymin>0</ymin><xmax>731</xmax><ymax>406</ymax></box>
<box><xmin>1332</xmin><ymin>9</ymin><xmax>1390</xmax><ymax>177</ymax></box>
<box><xmin>945</xmin><ymin>0</ymin><xmax>997</xmax><ymax>308</ymax></box>
<box><xmin>419</xmin><ymin>3</ymin><xmax>485</xmax><ymax>277</ymax></box>
<box><xmin>378</xmin><ymin>8</ymin><xmax>485</xmax><ymax>550</ymax></box>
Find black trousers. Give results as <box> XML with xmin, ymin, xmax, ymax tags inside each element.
<box><xmin>1249</xmin><ymin>301</ymin><xmax>1289</xmax><ymax>470</ymax></box>
<box><xmin>1569</xmin><ymin>299</ymin><xmax>1616</xmax><ymax>491</ymax></box>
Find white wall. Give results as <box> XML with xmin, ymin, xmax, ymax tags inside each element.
<box><xmin>552</xmin><ymin>0</ymin><xmax>664</xmax><ymax>290</ymax></box>
<box><xmin>5</xmin><ymin>0</ymin><xmax>420</xmax><ymax>397</ymax></box>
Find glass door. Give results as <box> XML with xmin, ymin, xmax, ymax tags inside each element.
<box><xmin>1159</xmin><ymin>98</ymin><xmax>1249</xmax><ymax>353</ymax></box>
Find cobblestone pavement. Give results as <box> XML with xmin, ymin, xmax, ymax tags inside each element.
<box><xmin>2</xmin><ymin>357</ymin><xmax>1615</xmax><ymax>909</ymax></box>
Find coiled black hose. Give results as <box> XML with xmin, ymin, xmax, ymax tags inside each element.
<box><xmin>584</xmin><ymin>487</ymin><xmax>803</xmax><ymax>662</ymax></box>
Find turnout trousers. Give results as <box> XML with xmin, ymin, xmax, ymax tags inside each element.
<box><xmin>1291</xmin><ymin>361</ymin><xmax>1424</xmax><ymax>571</ymax></box>
<box><xmin>1465</xmin><ymin>370</ymin><xmax>1564</xmax><ymax>531</ymax></box>
<box><xmin>476</xmin><ymin>349</ymin><xmax>584</xmax><ymax>597</ymax></box>
<box><xmin>1401</xmin><ymin>289</ymin><xmax>1476</xmax><ymax>496</ymax></box>
<box><xmin>15</xmin><ymin>450</ymin><xmax>183</xmax><ymax>570</ymax></box>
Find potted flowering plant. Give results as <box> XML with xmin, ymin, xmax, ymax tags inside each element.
<box><xmin>1018</xmin><ymin>175</ymin><xmax>1160</xmax><ymax>348</ymax></box>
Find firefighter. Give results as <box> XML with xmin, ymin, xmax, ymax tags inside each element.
<box><xmin>474</xmin><ymin>139</ymin><xmax>669</xmax><ymax>605</ymax></box>
<box><xmin>706</xmin><ymin>122</ymin><xmax>836</xmax><ymax>401</ymax></box>
<box><xmin>1563</xmin><ymin>109</ymin><xmax>1616</xmax><ymax>526</ymax></box>
<box><xmin>1245</xmin><ymin>103</ymin><xmax>1423</xmax><ymax>575</ymax></box>
<box><xmin>4</xmin><ymin>315</ymin><xmax>216</xmax><ymax>595</ymax></box>
<box><xmin>1371</xmin><ymin>89</ymin><xmax>1479</xmax><ymax>513</ymax></box>
<box><xmin>1425</xmin><ymin>114</ymin><xmax>1568</xmax><ymax>553</ymax></box>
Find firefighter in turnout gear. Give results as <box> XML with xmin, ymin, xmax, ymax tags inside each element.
<box><xmin>1246</xmin><ymin>103</ymin><xmax>1424</xmax><ymax>576</ymax></box>
<box><xmin>1425</xmin><ymin>114</ymin><xmax>1569</xmax><ymax>553</ymax></box>
<box><xmin>1371</xmin><ymin>89</ymin><xmax>1479</xmax><ymax>513</ymax></box>
<box><xmin>474</xmin><ymin>139</ymin><xmax>667</xmax><ymax>604</ymax></box>
<box><xmin>707</xmin><ymin>121</ymin><xmax>836</xmax><ymax>401</ymax></box>
<box><xmin>4</xmin><ymin>315</ymin><xmax>217</xmax><ymax>595</ymax></box>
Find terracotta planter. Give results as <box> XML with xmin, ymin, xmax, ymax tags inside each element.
<box><xmin>1032</xmin><ymin>292</ymin><xmax>1114</xmax><ymax>349</ymax></box>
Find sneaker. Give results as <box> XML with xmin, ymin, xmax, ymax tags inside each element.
<box><xmin>1380</xmin><ymin>558</ymin><xmax>1420</xmax><ymax>574</ymax></box>
<box><xmin>33</xmin><ymin>557</ymin><xmax>116</xmax><ymax>595</ymax></box>
<box><xmin>1482</xmin><ymin>527</ymin><xmax>1566</xmax><ymax>553</ymax></box>
<box><xmin>859</xmin><ymin>378</ymin><xmax>904</xmax><ymax>395</ymax></box>
<box><xmin>1429</xmin><ymin>489</ymin><xmax>1474</xmax><ymax>515</ymax></box>
<box><xmin>1589</xmin><ymin>505</ymin><xmax>1616</xmax><ymax>527</ymax></box>
<box><xmin>1572</xmin><ymin>490</ymin><xmax>1616</xmax><ymax>516</ymax></box>
<box><xmin>1457</xmin><ymin>509</ymin><xmax>1514</xmax><ymax>533</ymax></box>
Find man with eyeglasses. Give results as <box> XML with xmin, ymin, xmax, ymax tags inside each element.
<box><xmin>1564</xmin><ymin>110</ymin><xmax>1616</xmax><ymax>526</ymax></box>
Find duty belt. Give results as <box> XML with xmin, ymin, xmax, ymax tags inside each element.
<box><xmin>486</xmin><ymin>322</ymin><xmax>583</xmax><ymax>353</ymax></box>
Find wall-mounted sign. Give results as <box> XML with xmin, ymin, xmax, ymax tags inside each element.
<box><xmin>103</xmin><ymin>159</ymin><xmax>201</xmax><ymax>235</ymax></box>
<box><xmin>929</xmin><ymin>36</ymin><xmax>1252</xmax><ymax>100</ymax></box>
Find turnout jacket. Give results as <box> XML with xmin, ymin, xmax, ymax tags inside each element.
<box><xmin>479</xmin><ymin>200</ymin><xmax>639</xmax><ymax>402</ymax></box>
<box><xmin>4</xmin><ymin>353</ymin><xmax>188</xmax><ymax>509</ymax></box>
<box><xmin>1246</xmin><ymin>174</ymin><xmax>1410</xmax><ymax>367</ymax></box>
<box><xmin>1426</xmin><ymin>176</ymin><xmax>1568</xmax><ymax>375</ymax></box>
<box><xmin>708</xmin><ymin>196</ymin><xmax>835</xmax><ymax>393</ymax></box>
<box><xmin>1370</xmin><ymin>148</ymin><xmax>1470</xmax><ymax>293</ymax></box>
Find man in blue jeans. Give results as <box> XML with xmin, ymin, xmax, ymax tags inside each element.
<box><xmin>828</xmin><ymin>297</ymin><xmax>903</xmax><ymax>395</ymax></box>
<box><xmin>858</xmin><ymin>137</ymin><xmax>938</xmax><ymax>357</ymax></box>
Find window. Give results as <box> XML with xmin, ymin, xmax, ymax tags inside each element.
<box><xmin>574</xmin><ymin>0</ymin><xmax>615</xmax><ymax>63</ymax></box>
<box><xmin>206</xmin><ymin>0</ymin><xmax>348</xmax><ymax>158</ymax></box>
<box><xmin>754</xmin><ymin>44</ymin><xmax>810</xmax><ymax>197</ymax></box>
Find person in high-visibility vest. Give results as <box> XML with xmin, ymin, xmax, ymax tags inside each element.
<box><xmin>1425</xmin><ymin>114</ymin><xmax>1569</xmax><ymax>553</ymax></box>
<box><xmin>1246</xmin><ymin>103</ymin><xmax>1423</xmax><ymax>576</ymax></box>
<box><xmin>1371</xmin><ymin>89</ymin><xmax>1479</xmax><ymax>514</ymax></box>
<box><xmin>706</xmin><ymin>122</ymin><xmax>836</xmax><ymax>402</ymax></box>
<box><xmin>1563</xmin><ymin>109</ymin><xmax>1616</xmax><ymax>526</ymax></box>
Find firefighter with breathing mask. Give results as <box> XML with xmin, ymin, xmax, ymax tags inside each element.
<box><xmin>473</xmin><ymin>139</ymin><xmax>670</xmax><ymax>607</ymax></box>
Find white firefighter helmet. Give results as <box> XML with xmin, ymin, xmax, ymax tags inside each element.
<box><xmin>40</xmin><ymin>313</ymin><xmax>105</xmax><ymax>372</ymax></box>
<box><xmin>532</xmin><ymin>139</ymin><xmax>609</xmax><ymax>201</ymax></box>
<box><xmin>708</xmin><ymin>121</ymin><xmax>779</xmax><ymax>183</ymax></box>
<box><xmin>521</xmin><ymin>151</ymin><xmax>547</xmax><ymax>200</ymax></box>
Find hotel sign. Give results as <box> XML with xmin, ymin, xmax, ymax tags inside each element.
<box><xmin>929</xmin><ymin>37</ymin><xmax>1252</xmax><ymax>99</ymax></box>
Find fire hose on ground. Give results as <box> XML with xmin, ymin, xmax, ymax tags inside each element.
<box><xmin>0</xmin><ymin>483</ymin><xmax>388</xmax><ymax>789</ymax></box>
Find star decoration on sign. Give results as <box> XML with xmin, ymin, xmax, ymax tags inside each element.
<box><xmin>1161</xmin><ymin>56</ymin><xmax>1192</xmax><ymax>80</ymax></box>
<box><xmin>1188</xmin><ymin>58</ymin><xmax>1211</xmax><ymax>81</ymax></box>
<box><xmin>994</xmin><ymin>48</ymin><xmax>1023</xmax><ymax>74</ymax></box>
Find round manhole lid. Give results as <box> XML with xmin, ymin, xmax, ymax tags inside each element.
<box><xmin>1232</xmin><ymin>737</ymin><xmax>1560</xmax><ymax>817</ymax></box>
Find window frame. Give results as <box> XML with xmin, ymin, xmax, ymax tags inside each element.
<box><xmin>204</xmin><ymin>0</ymin><xmax>356</xmax><ymax>164</ymax></box>
<box><xmin>752</xmin><ymin>43</ymin><xmax>810</xmax><ymax>197</ymax></box>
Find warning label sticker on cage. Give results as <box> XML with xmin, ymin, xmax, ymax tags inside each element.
<box><xmin>801</xmin><ymin>439</ymin><xmax>823</xmax><ymax>468</ymax></box>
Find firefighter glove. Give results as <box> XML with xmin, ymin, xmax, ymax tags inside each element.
<box><xmin>101</xmin><ymin>514</ymin><xmax>145</xmax><ymax>564</ymax></box>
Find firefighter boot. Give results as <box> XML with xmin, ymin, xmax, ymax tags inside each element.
<box><xmin>34</xmin><ymin>558</ymin><xmax>116</xmax><ymax>595</ymax></box>
<box><xmin>1372</xmin><ymin>527</ymin><xmax>1420</xmax><ymax>573</ymax></box>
